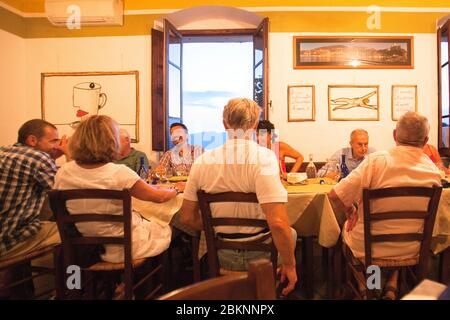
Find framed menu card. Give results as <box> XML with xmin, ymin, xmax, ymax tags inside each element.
<box><xmin>391</xmin><ymin>85</ymin><xmax>417</xmax><ymax>121</ymax></box>
<box><xmin>287</xmin><ymin>85</ymin><xmax>315</xmax><ymax>121</ymax></box>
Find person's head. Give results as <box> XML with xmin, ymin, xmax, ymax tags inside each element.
<box><xmin>349</xmin><ymin>129</ymin><xmax>369</xmax><ymax>160</ymax></box>
<box><xmin>69</xmin><ymin>115</ymin><xmax>120</xmax><ymax>164</ymax></box>
<box><xmin>119</xmin><ymin>128</ymin><xmax>131</xmax><ymax>155</ymax></box>
<box><xmin>170</xmin><ymin>122</ymin><xmax>188</xmax><ymax>146</ymax></box>
<box><xmin>256</xmin><ymin>120</ymin><xmax>277</xmax><ymax>146</ymax></box>
<box><xmin>223</xmin><ymin>98</ymin><xmax>261</xmax><ymax>138</ymax></box>
<box><xmin>18</xmin><ymin>119</ymin><xmax>60</xmax><ymax>158</ymax></box>
<box><xmin>394</xmin><ymin>111</ymin><xmax>429</xmax><ymax>148</ymax></box>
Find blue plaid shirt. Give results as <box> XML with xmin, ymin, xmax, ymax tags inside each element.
<box><xmin>0</xmin><ymin>143</ymin><xmax>57</xmax><ymax>256</ymax></box>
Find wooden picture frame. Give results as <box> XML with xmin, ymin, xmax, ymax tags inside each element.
<box><xmin>41</xmin><ymin>71</ymin><xmax>140</xmax><ymax>142</ymax></box>
<box><xmin>287</xmin><ymin>85</ymin><xmax>315</xmax><ymax>121</ymax></box>
<box><xmin>293</xmin><ymin>36</ymin><xmax>414</xmax><ymax>69</ymax></box>
<box><xmin>328</xmin><ymin>85</ymin><xmax>379</xmax><ymax>121</ymax></box>
<box><xmin>391</xmin><ymin>85</ymin><xmax>418</xmax><ymax>121</ymax></box>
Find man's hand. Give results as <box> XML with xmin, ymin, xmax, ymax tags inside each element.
<box><xmin>278</xmin><ymin>264</ymin><xmax>297</xmax><ymax>296</ymax></box>
<box><xmin>53</xmin><ymin>135</ymin><xmax>69</xmax><ymax>160</ymax></box>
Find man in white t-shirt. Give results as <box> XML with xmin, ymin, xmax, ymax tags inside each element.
<box><xmin>179</xmin><ymin>98</ymin><xmax>297</xmax><ymax>296</ymax></box>
<box><xmin>329</xmin><ymin>112</ymin><xmax>441</xmax><ymax>261</ymax></box>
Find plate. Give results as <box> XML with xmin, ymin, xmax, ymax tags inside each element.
<box><xmin>168</xmin><ymin>176</ymin><xmax>188</xmax><ymax>182</ymax></box>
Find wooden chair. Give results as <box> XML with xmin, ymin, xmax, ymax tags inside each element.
<box><xmin>343</xmin><ymin>186</ymin><xmax>442</xmax><ymax>299</ymax></box>
<box><xmin>48</xmin><ymin>189</ymin><xmax>166</xmax><ymax>300</ymax></box>
<box><xmin>197</xmin><ymin>191</ymin><xmax>278</xmax><ymax>280</ymax></box>
<box><xmin>0</xmin><ymin>244</ymin><xmax>62</xmax><ymax>299</ymax></box>
<box><xmin>158</xmin><ymin>258</ymin><xmax>276</xmax><ymax>300</ymax></box>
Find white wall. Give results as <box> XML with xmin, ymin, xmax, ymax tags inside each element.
<box><xmin>269</xmin><ymin>33</ymin><xmax>438</xmax><ymax>161</ymax></box>
<box><xmin>24</xmin><ymin>35</ymin><xmax>161</xmax><ymax>167</ymax></box>
<box><xmin>0</xmin><ymin>29</ymin><xmax>26</xmax><ymax>146</ymax></box>
<box><xmin>1</xmin><ymin>31</ymin><xmax>439</xmax><ymax>164</ymax></box>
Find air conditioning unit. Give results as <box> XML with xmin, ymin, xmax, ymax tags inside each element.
<box><xmin>45</xmin><ymin>0</ymin><xmax>124</xmax><ymax>27</ymax></box>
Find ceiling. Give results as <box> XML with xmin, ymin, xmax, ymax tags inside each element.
<box><xmin>1</xmin><ymin>0</ymin><xmax>450</xmax><ymax>15</ymax></box>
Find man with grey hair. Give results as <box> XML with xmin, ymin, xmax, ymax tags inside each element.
<box><xmin>318</xmin><ymin>128</ymin><xmax>376</xmax><ymax>178</ymax></box>
<box><xmin>329</xmin><ymin>111</ymin><xmax>441</xmax><ymax>262</ymax></box>
<box><xmin>179</xmin><ymin>98</ymin><xmax>297</xmax><ymax>296</ymax></box>
<box><xmin>115</xmin><ymin>128</ymin><xmax>149</xmax><ymax>173</ymax></box>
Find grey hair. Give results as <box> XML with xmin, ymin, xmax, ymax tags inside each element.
<box><xmin>350</xmin><ymin>129</ymin><xmax>368</xmax><ymax>140</ymax></box>
<box><xmin>223</xmin><ymin>98</ymin><xmax>261</xmax><ymax>131</ymax></box>
<box><xmin>395</xmin><ymin>111</ymin><xmax>429</xmax><ymax>148</ymax></box>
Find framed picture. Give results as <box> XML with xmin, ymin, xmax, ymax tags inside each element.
<box><xmin>287</xmin><ymin>85</ymin><xmax>315</xmax><ymax>121</ymax></box>
<box><xmin>41</xmin><ymin>71</ymin><xmax>140</xmax><ymax>142</ymax></box>
<box><xmin>293</xmin><ymin>36</ymin><xmax>414</xmax><ymax>69</ymax></box>
<box><xmin>328</xmin><ymin>85</ymin><xmax>379</xmax><ymax>121</ymax></box>
<box><xmin>391</xmin><ymin>85</ymin><xmax>417</xmax><ymax>121</ymax></box>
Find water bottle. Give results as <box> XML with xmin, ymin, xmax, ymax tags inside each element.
<box><xmin>340</xmin><ymin>154</ymin><xmax>350</xmax><ymax>180</ymax></box>
<box><xmin>137</xmin><ymin>156</ymin><xmax>149</xmax><ymax>182</ymax></box>
<box><xmin>306</xmin><ymin>154</ymin><xmax>317</xmax><ymax>179</ymax></box>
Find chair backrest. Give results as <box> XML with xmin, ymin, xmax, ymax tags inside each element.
<box><xmin>197</xmin><ymin>190</ymin><xmax>278</xmax><ymax>279</ymax></box>
<box><xmin>48</xmin><ymin>189</ymin><xmax>134</xmax><ymax>295</ymax></box>
<box><xmin>362</xmin><ymin>186</ymin><xmax>442</xmax><ymax>279</ymax></box>
<box><xmin>158</xmin><ymin>258</ymin><xmax>276</xmax><ymax>300</ymax></box>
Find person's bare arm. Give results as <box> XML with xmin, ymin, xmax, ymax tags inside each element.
<box><xmin>260</xmin><ymin>202</ymin><xmax>297</xmax><ymax>296</ymax></box>
<box><xmin>130</xmin><ymin>179</ymin><xmax>177</xmax><ymax>203</ymax></box>
<box><xmin>328</xmin><ymin>189</ymin><xmax>357</xmax><ymax>231</ymax></box>
<box><xmin>178</xmin><ymin>199</ymin><xmax>202</xmax><ymax>230</ymax></box>
<box><xmin>280</xmin><ymin>142</ymin><xmax>304</xmax><ymax>173</ymax></box>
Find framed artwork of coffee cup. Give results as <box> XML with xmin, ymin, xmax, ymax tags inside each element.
<box><xmin>41</xmin><ymin>71</ymin><xmax>140</xmax><ymax>142</ymax></box>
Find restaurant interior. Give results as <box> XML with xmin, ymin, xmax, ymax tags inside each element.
<box><xmin>0</xmin><ymin>0</ymin><xmax>449</xmax><ymax>301</ymax></box>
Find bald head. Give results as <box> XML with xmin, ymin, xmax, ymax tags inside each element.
<box><xmin>394</xmin><ymin>112</ymin><xmax>429</xmax><ymax>148</ymax></box>
<box><xmin>349</xmin><ymin>129</ymin><xmax>369</xmax><ymax>160</ymax></box>
<box><xmin>119</xmin><ymin>128</ymin><xmax>131</xmax><ymax>156</ymax></box>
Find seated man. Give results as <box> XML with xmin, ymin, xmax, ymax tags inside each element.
<box><xmin>328</xmin><ymin>111</ymin><xmax>441</xmax><ymax>261</ymax></box>
<box><xmin>155</xmin><ymin>123</ymin><xmax>203</xmax><ymax>176</ymax></box>
<box><xmin>179</xmin><ymin>98</ymin><xmax>297</xmax><ymax>296</ymax></box>
<box><xmin>0</xmin><ymin>120</ymin><xmax>68</xmax><ymax>261</ymax></box>
<box><xmin>318</xmin><ymin>129</ymin><xmax>376</xmax><ymax>178</ymax></box>
<box><xmin>115</xmin><ymin>128</ymin><xmax>149</xmax><ymax>173</ymax></box>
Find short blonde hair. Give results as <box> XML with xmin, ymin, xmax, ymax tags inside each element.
<box><xmin>69</xmin><ymin>115</ymin><xmax>120</xmax><ymax>164</ymax></box>
<box><xmin>223</xmin><ymin>98</ymin><xmax>261</xmax><ymax>131</ymax></box>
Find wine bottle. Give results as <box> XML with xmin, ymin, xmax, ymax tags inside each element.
<box><xmin>306</xmin><ymin>154</ymin><xmax>317</xmax><ymax>179</ymax></box>
<box><xmin>340</xmin><ymin>154</ymin><xmax>350</xmax><ymax>179</ymax></box>
<box><xmin>137</xmin><ymin>156</ymin><xmax>149</xmax><ymax>182</ymax></box>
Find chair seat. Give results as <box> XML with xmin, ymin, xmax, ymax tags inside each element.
<box><xmin>0</xmin><ymin>243</ymin><xmax>59</xmax><ymax>270</ymax></box>
<box><xmin>88</xmin><ymin>258</ymin><xmax>147</xmax><ymax>271</ymax></box>
<box><xmin>219</xmin><ymin>268</ymin><xmax>246</xmax><ymax>276</ymax></box>
<box><xmin>344</xmin><ymin>242</ymin><xmax>419</xmax><ymax>268</ymax></box>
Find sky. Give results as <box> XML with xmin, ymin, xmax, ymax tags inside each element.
<box><xmin>181</xmin><ymin>41</ymin><xmax>253</xmax><ymax>144</ymax></box>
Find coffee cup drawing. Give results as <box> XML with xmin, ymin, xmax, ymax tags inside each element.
<box><xmin>72</xmin><ymin>82</ymin><xmax>107</xmax><ymax>121</ymax></box>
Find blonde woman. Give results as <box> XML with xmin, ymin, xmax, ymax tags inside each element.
<box><xmin>54</xmin><ymin>115</ymin><xmax>183</xmax><ymax>263</ymax></box>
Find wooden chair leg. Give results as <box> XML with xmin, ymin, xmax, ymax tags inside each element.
<box><xmin>192</xmin><ymin>235</ymin><xmax>201</xmax><ymax>283</ymax></box>
<box><xmin>53</xmin><ymin>245</ymin><xmax>64</xmax><ymax>299</ymax></box>
<box><xmin>301</xmin><ymin>236</ymin><xmax>314</xmax><ymax>299</ymax></box>
<box><xmin>439</xmin><ymin>247</ymin><xmax>450</xmax><ymax>285</ymax></box>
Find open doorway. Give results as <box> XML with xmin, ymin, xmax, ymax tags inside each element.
<box><xmin>182</xmin><ymin>35</ymin><xmax>253</xmax><ymax>150</ymax></box>
<box><xmin>151</xmin><ymin>12</ymin><xmax>268</xmax><ymax>151</ymax></box>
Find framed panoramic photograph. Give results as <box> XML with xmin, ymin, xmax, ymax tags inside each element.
<box><xmin>391</xmin><ymin>85</ymin><xmax>417</xmax><ymax>121</ymax></box>
<box><xmin>328</xmin><ymin>85</ymin><xmax>379</xmax><ymax>121</ymax></box>
<box><xmin>293</xmin><ymin>36</ymin><xmax>414</xmax><ymax>69</ymax></box>
<box><xmin>41</xmin><ymin>71</ymin><xmax>140</xmax><ymax>142</ymax></box>
<box><xmin>287</xmin><ymin>85</ymin><xmax>315</xmax><ymax>121</ymax></box>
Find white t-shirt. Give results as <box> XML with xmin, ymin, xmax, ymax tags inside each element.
<box><xmin>333</xmin><ymin>146</ymin><xmax>441</xmax><ymax>260</ymax></box>
<box><xmin>54</xmin><ymin>161</ymin><xmax>171</xmax><ymax>263</ymax></box>
<box><xmin>183</xmin><ymin>139</ymin><xmax>287</xmax><ymax>234</ymax></box>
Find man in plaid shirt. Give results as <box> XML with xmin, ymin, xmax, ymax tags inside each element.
<box><xmin>0</xmin><ymin>119</ymin><xmax>68</xmax><ymax>260</ymax></box>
